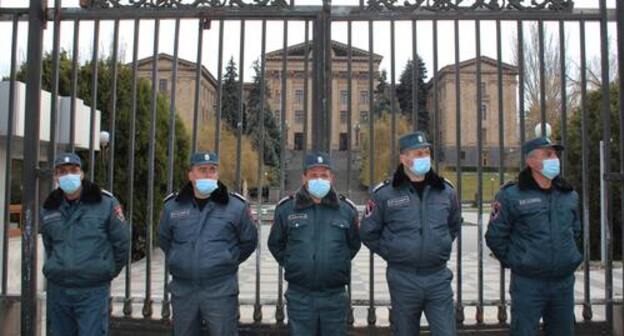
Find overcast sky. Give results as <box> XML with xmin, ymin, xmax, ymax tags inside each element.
<box><xmin>0</xmin><ymin>0</ymin><xmax>619</xmax><ymax>84</ymax></box>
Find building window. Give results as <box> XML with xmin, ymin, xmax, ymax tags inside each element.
<box><xmin>295</xmin><ymin>89</ymin><xmax>304</xmax><ymax>105</ymax></box>
<box><xmin>481</xmin><ymin>128</ymin><xmax>487</xmax><ymax>142</ymax></box>
<box><xmin>295</xmin><ymin>110</ymin><xmax>304</xmax><ymax>124</ymax></box>
<box><xmin>159</xmin><ymin>79</ymin><xmax>168</xmax><ymax>93</ymax></box>
<box><xmin>360</xmin><ymin>91</ymin><xmax>369</xmax><ymax>104</ymax></box>
<box><xmin>480</xmin><ymin>82</ymin><xmax>486</xmax><ymax>95</ymax></box>
<box><xmin>340</xmin><ymin>111</ymin><xmax>348</xmax><ymax>124</ymax></box>
<box><xmin>340</xmin><ymin>90</ymin><xmax>349</xmax><ymax>106</ymax></box>
<box><xmin>275</xmin><ymin>110</ymin><xmax>281</xmax><ymax>125</ymax></box>
<box><xmin>294</xmin><ymin>133</ymin><xmax>304</xmax><ymax>151</ymax></box>
<box><xmin>339</xmin><ymin>133</ymin><xmax>348</xmax><ymax>151</ymax></box>
<box><xmin>460</xmin><ymin>150</ymin><xmax>466</xmax><ymax>160</ymax></box>
<box><xmin>481</xmin><ymin>104</ymin><xmax>487</xmax><ymax>120</ymax></box>
<box><xmin>360</xmin><ymin>111</ymin><xmax>369</xmax><ymax>123</ymax></box>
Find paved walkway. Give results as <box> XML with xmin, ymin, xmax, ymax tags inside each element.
<box><xmin>3</xmin><ymin>213</ymin><xmax>622</xmax><ymax>326</ymax></box>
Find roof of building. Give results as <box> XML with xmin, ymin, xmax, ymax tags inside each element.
<box><xmin>266</xmin><ymin>40</ymin><xmax>383</xmax><ymax>63</ymax></box>
<box><xmin>131</xmin><ymin>53</ymin><xmax>219</xmax><ymax>87</ymax></box>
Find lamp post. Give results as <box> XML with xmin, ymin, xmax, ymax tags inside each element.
<box><xmin>99</xmin><ymin>131</ymin><xmax>110</xmax><ymax>181</ymax></box>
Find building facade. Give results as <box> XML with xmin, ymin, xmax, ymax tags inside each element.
<box><xmin>427</xmin><ymin>56</ymin><xmax>520</xmax><ymax>169</ymax></box>
<box><xmin>134</xmin><ymin>54</ymin><xmax>218</xmax><ymax>135</ymax></box>
<box><xmin>264</xmin><ymin>41</ymin><xmax>382</xmax><ymax>151</ymax></box>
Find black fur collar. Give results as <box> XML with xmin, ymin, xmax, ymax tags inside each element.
<box><xmin>175</xmin><ymin>181</ymin><xmax>229</xmax><ymax>205</ymax></box>
<box><xmin>43</xmin><ymin>180</ymin><xmax>103</xmax><ymax>210</ymax></box>
<box><xmin>517</xmin><ymin>168</ymin><xmax>574</xmax><ymax>193</ymax></box>
<box><xmin>294</xmin><ymin>186</ymin><xmax>339</xmax><ymax>209</ymax></box>
<box><xmin>391</xmin><ymin>164</ymin><xmax>446</xmax><ymax>191</ymax></box>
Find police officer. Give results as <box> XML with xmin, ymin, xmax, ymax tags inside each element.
<box><xmin>159</xmin><ymin>152</ymin><xmax>258</xmax><ymax>336</ymax></box>
<box><xmin>360</xmin><ymin>132</ymin><xmax>461</xmax><ymax>336</ymax></box>
<box><xmin>41</xmin><ymin>153</ymin><xmax>129</xmax><ymax>336</ymax></box>
<box><xmin>268</xmin><ymin>152</ymin><xmax>361</xmax><ymax>336</ymax></box>
<box><xmin>486</xmin><ymin>137</ymin><xmax>581</xmax><ymax>336</ymax></box>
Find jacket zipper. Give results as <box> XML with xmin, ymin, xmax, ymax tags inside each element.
<box><xmin>313</xmin><ymin>205</ymin><xmax>319</xmax><ymax>289</ymax></box>
<box><xmin>548</xmin><ymin>193</ymin><xmax>555</xmax><ymax>277</ymax></box>
<box><xmin>418</xmin><ymin>187</ymin><xmax>429</xmax><ymax>267</ymax></box>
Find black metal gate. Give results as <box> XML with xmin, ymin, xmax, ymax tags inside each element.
<box><xmin>1</xmin><ymin>0</ymin><xmax>624</xmax><ymax>334</ymax></box>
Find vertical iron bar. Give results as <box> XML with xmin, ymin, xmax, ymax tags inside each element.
<box><xmin>253</xmin><ymin>19</ymin><xmax>267</xmax><ymax>324</ymax></box>
<box><xmin>21</xmin><ymin>1</ymin><xmax>45</xmax><ymax>333</ymax></box>
<box><xmin>280</xmin><ymin>19</ymin><xmax>288</xmax><ymax>192</ymax></box>
<box><xmin>1</xmin><ymin>15</ymin><xmax>18</xmax><ymax>296</ymax></box>
<box><xmin>411</xmin><ymin>20</ymin><xmax>418</xmax><ymax>131</ymax></box>
<box><xmin>347</xmin><ymin>21</ymin><xmax>352</xmax><ymax>196</ymax></box>
<box><xmin>276</xmin><ymin>18</ymin><xmax>289</xmax><ymax>325</ymax></box>
<box><xmin>475</xmin><ymin>19</ymin><xmax>484</xmax><ymax>325</ymax></box>
<box><xmin>192</xmin><ymin>19</ymin><xmax>204</xmax><ymax>153</ymax></box>
<box><xmin>215</xmin><ymin>20</ymin><xmax>225</xmax><ymax>155</ymax></box>
<box><xmin>598</xmin><ymin>0</ymin><xmax>613</xmax><ymax>329</ymax></box>
<box><xmin>538</xmin><ymin>20</ymin><xmax>546</xmax><ymax>135</ymax></box>
<box><xmin>453</xmin><ymin>18</ymin><xmax>464</xmax><ymax>325</ymax></box>
<box><xmin>123</xmin><ymin>18</ymin><xmax>141</xmax><ymax>318</ymax></box>
<box><xmin>303</xmin><ymin>20</ymin><xmax>310</xmax><ymax>160</ymax></box>
<box><xmin>69</xmin><ymin>19</ymin><xmax>80</xmax><ymax>152</ymax></box>
<box><xmin>518</xmin><ymin>21</ymin><xmax>526</xmax><ymax>166</ymax></box>
<box><xmin>89</xmin><ymin>19</ymin><xmax>100</xmax><ymax>181</ymax></box>
<box><xmin>48</xmin><ymin>0</ymin><xmax>61</xmax><ymax>190</ymax></box>
<box><xmin>432</xmin><ymin>19</ymin><xmax>439</xmax><ymax>171</ymax></box>
<box><xmin>495</xmin><ymin>19</ymin><xmax>507</xmax><ymax>325</ymax></box>
<box><xmin>367</xmin><ymin>19</ymin><xmax>376</xmax><ymax>327</ymax></box>
<box><xmin>107</xmin><ymin>19</ymin><xmax>120</xmax><ymax>193</ymax></box>
<box><xmin>390</xmin><ymin>20</ymin><xmax>397</xmax><ymax>170</ymax></box>
<box><xmin>616</xmin><ymin>0</ymin><xmax>624</xmax><ymax>306</ymax></box>
<box><xmin>162</xmin><ymin>17</ymin><xmax>181</xmax><ymax>322</ymax></box>
<box><xmin>346</xmin><ymin>19</ymin><xmax>354</xmax><ymax>326</ymax></box>
<box><xmin>236</xmin><ymin>20</ymin><xmax>246</xmax><ymax>193</ymax></box>
<box><xmin>312</xmin><ymin>10</ymin><xmax>331</xmax><ymax>152</ymax></box>
<box><xmin>559</xmin><ymin>21</ymin><xmax>568</xmax><ymax>176</ymax></box>
<box><xmin>235</xmin><ymin>20</ymin><xmax>246</xmax><ymax>190</ymax></box>
<box><xmin>579</xmin><ymin>19</ymin><xmax>593</xmax><ymax>322</ymax></box>
<box><xmin>142</xmin><ymin>18</ymin><xmax>160</xmax><ymax>319</ymax></box>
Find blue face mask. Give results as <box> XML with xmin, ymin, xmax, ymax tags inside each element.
<box><xmin>307</xmin><ymin>178</ymin><xmax>331</xmax><ymax>199</ymax></box>
<box><xmin>541</xmin><ymin>158</ymin><xmax>560</xmax><ymax>180</ymax></box>
<box><xmin>58</xmin><ymin>174</ymin><xmax>82</xmax><ymax>194</ymax></box>
<box><xmin>195</xmin><ymin>178</ymin><xmax>218</xmax><ymax>196</ymax></box>
<box><xmin>409</xmin><ymin>156</ymin><xmax>431</xmax><ymax>176</ymax></box>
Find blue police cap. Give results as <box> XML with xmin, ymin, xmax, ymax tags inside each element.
<box><xmin>522</xmin><ymin>137</ymin><xmax>564</xmax><ymax>156</ymax></box>
<box><xmin>54</xmin><ymin>153</ymin><xmax>82</xmax><ymax>168</ymax></box>
<box><xmin>190</xmin><ymin>152</ymin><xmax>219</xmax><ymax>166</ymax></box>
<box><xmin>304</xmin><ymin>152</ymin><xmax>331</xmax><ymax>170</ymax></box>
<box><xmin>399</xmin><ymin>131</ymin><xmax>431</xmax><ymax>152</ymax></box>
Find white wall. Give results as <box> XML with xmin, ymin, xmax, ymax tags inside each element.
<box><xmin>0</xmin><ymin>148</ymin><xmax>5</xmax><ymax>289</ymax></box>
<box><xmin>0</xmin><ymin>81</ymin><xmax>101</xmax><ymax>150</ymax></box>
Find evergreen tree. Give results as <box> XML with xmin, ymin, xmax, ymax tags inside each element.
<box><xmin>221</xmin><ymin>57</ymin><xmax>240</xmax><ymax>132</ymax></box>
<box><xmin>396</xmin><ymin>57</ymin><xmax>429</xmax><ymax>133</ymax></box>
<box><xmin>374</xmin><ymin>70</ymin><xmax>391</xmax><ymax>117</ymax></box>
<box><xmin>245</xmin><ymin>60</ymin><xmax>281</xmax><ymax>167</ymax></box>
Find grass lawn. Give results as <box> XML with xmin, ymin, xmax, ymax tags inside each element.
<box><xmin>441</xmin><ymin>171</ymin><xmax>516</xmax><ymax>203</ymax></box>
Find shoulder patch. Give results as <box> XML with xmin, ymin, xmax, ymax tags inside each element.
<box><xmin>443</xmin><ymin>178</ymin><xmax>455</xmax><ymax>189</ymax></box>
<box><xmin>230</xmin><ymin>192</ymin><xmax>247</xmax><ymax>203</ymax></box>
<box><xmin>276</xmin><ymin>195</ymin><xmax>293</xmax><ymax>208</ymax></box>
<box><xmin>163</xmin><ymin>192</ymin><xmax>177</xmax><ymax>203</ymax></box>
<box><xmin>372</xmin><ymin>180</ymin><xmax>389</xmax><ymax>193</ymax></box>
<box><xmin>340</xmin><ymin>195</ymin><xmax>357</xmax><ymax>211</ymax></box>
<box><xmin>101</xmin><ymin>189</ymin><xmax>114</xmax><ymax>198</ymax></box>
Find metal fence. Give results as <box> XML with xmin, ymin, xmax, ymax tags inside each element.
<box><xmin>1</xmin><ymin>0</ymin><xmax>624</xmax><ymax>334</ymax></box>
